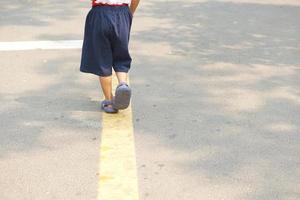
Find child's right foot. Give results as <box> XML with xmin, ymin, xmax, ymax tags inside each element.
<box><xmin>113</xmin><ymin>82</ymin><xmax>131</xmax><ymax>110</ymax></box>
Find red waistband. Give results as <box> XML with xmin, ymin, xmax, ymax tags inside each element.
<box><xmin>92</xmin><ymin>2</ymin><xmax>129</xmax><ymax>7</ymax></box>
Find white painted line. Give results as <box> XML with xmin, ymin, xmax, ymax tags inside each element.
<box><xmin>0</xmin><ymin>40</ymin><xmax>83</xmax><ymax>51</ymax></box>
<box><xmin>98</xmin><ymin>76</ymin><xmax>139</xmax><ymax>200</ymax></box>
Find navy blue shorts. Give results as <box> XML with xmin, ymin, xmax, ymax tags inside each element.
<box><xmin>80</xmin><ymin>5</ymin><xmax>133</xmax><ymax>77</ymax></box>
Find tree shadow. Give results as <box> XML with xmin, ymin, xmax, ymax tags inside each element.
<box><xmin>131</xmin><ymin>1</ymin><xmax>300</xmax><ymax>199</ymax></box>
<box><xmin>133</xmin><ymin>1</ymin><xmax>300</xmax><ymax>66</ymax></box>
<box><xmin>0</xmin><ymin>0</ymin><xmax>87</xmax><ymax>26</ymax></box>
<box><xmin>0</xmin><ymin>51</ymin><xmax>101</xmax><ymax>158</ymax></box>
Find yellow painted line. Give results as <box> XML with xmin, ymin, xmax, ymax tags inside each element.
<box><xmin>98</xmin><ymin>75</ymin><xmax>139</xmax><ymax>200</ymax></box>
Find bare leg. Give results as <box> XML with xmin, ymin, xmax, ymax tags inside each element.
<box><xmin>99</xmin><ymin>76</ymin><xmax>113</xmax><ymax>101</ymax></box>
<box><xmin>115</xmin><ymin>72</ymin><xmax>128</xmax><ymax>84</ymax></box>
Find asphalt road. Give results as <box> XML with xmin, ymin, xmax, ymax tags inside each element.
<box><xmin>1</xmin><ymin>0</ymin><xmax>300</xmax><ymax>200</ymax></box>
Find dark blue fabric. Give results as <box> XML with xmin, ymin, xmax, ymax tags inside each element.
<box><xmin>80</xmin><ymin>6</ymin><xmax>132</xmax><ymax>77</ymax></box>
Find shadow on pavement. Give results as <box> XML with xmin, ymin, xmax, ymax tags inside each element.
<box><xmin>0</xmin><ymin>51</ymin><xmax>101</xmax><ymax>157</ymax></box>
<box><xmin>134</xmin><ymin>1</ymin><xmax>300</xmax><ymax>66</ymax></box>
<box><xmin>0</xmin><ymin>0</ymin><xmax>299</xmax><ymax>199</ymax></box>
<box><xmin>0</xmin><ymin>0</ymin><xmax>84</xmax><ymax>26</ymax></box>
<box><xmin>131</xmin><ymin>1</ymin><xmax>300</xmax><ymax>199</ymax></box>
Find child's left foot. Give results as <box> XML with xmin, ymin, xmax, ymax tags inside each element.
<box><xmin>113</xmin><ymin>82</ymin><xmax>131</xmax><ymax>110</ymax></box>
<box><xmin>101</xmin><ymin>100</ymin><xmax>118</xmax><ymax>114</ymax></box>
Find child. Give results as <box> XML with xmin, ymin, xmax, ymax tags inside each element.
<box><xmin>80</xmin><ymin>0</ymin><xmax>140</xmax><ymax>113</ymax></box>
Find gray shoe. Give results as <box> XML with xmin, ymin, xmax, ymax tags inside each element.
<box><xmin>101</xmin><ymin>100</ymin><xmax>118</xmax><ymax>114</ymax></box>
<box><xmin>113</xmin><ymin>82</ymin><xmax>131</xmax><ymax>110</ymax></box>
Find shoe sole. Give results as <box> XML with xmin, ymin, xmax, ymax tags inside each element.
<box><xmin>114</xmin><ymin>85</ymin><xmax>131</xmax><ymax>110</ymax></box>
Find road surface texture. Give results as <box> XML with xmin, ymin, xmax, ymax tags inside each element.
<box><xmin>0</xmin><ymin>0</ymin><xmax>300</xmax><ymax>200</ymax></box>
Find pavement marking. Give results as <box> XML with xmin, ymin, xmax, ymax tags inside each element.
<box><xmin>98</xmin><ymin>76</ymin><xmax>139</xmax><ymax>200</ymax></box>
<box><xmin>0</xmin><ymin>40</ymin><xmax>83</xmax><ymax>51</ymax></box>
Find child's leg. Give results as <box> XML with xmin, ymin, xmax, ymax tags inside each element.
<box><xmin>99</xmin><ymin>75</ymin><xmax>118</xmax><ymax>113</ymax></box>
<box><xmin>111</xmin><ymin>6</ymin><xmax>132</xmax><ymax>85</ymax></box>
<box><xmin>99</xmin><ymin>76</ymin><xmax>113</xmax><ymax>101</ymax></box>
<box><xmin>116</xmin><ymin>72</ymin><xmax>128</xmax><ymax>84</ymax></box>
